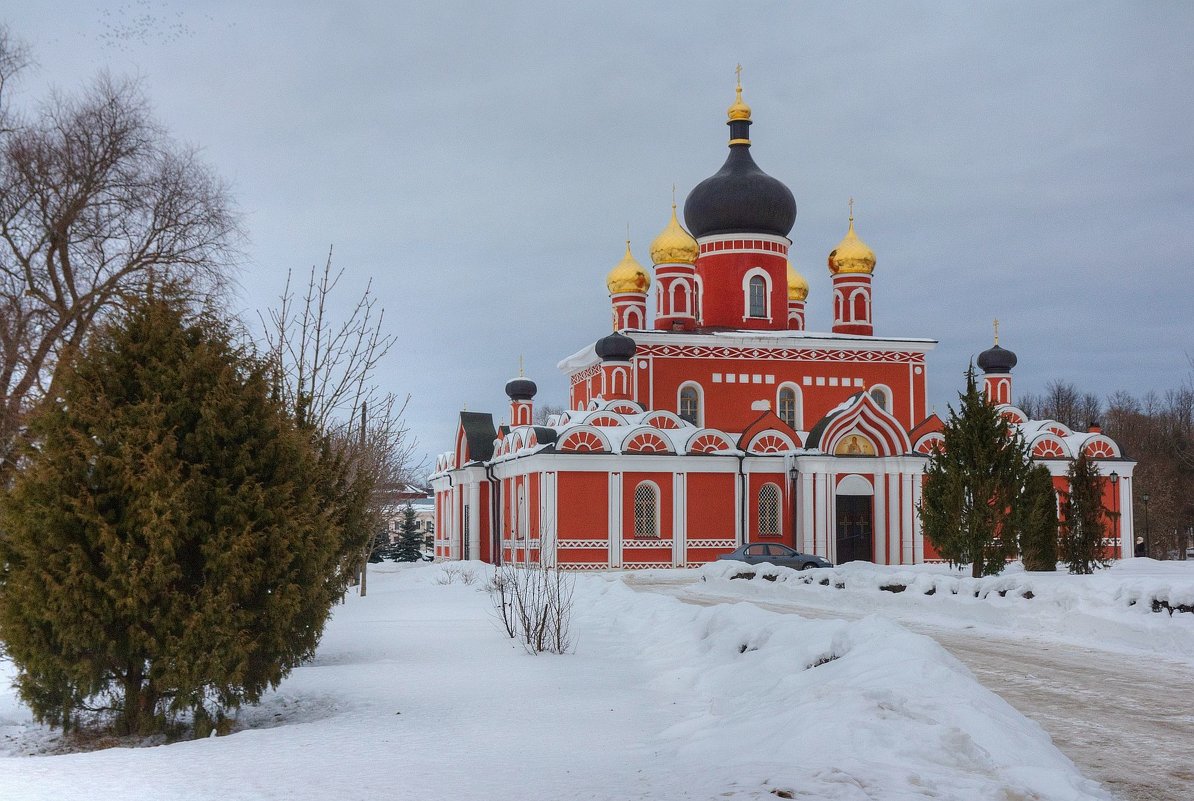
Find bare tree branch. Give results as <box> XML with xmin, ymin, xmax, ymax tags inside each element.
<box><xmin>0</xmin><ymin>46</ymin><xmax>240</xmax><ymax>473</ymax></box>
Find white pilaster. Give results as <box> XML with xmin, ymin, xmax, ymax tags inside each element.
<box><xmin>909</xmin><ymin>472</ymin><xmax>922</xmax><ymax>564</ymax></box>
<box><xmin>801</xmin><ymin>472</ymin><xmax>814</xmax><ymax>554</ymax></box>
<box><xmin>609</xmin><ymin>472</ymin><xmax>622</xmax><ymax>568</ymax></box>
<box><xmin>873</xmin><ymin>471</ymin><xmax>887</xmax><ymax>564</ymax></box>
<box><xmin>673</xmin><ymin>472</ymin><xmax>686</xmax><ymax>567</ymax></box>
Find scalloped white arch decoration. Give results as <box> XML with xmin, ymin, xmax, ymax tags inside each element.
<box><xmin>747</xmin><ymin>429</ymin><xmax>798</xmax><ymax>454</ymax></box>
<box><xmin>645</xmin><ymin>410</ymin><xmax>686</xmax><ymax>430</ymax></box>
<box><xmin>914</xmin><ymin>432</ymin><xmax>944</xmax><ymax>455</ymax></box>
<box><xmin>1030</xmin><ymin>433</ymin><xmax>1069</xmax><ymax>459</ymax></box>
<box><xmin>557</xmin><ymin>426</ymin><xmax>611</xmax><ymax>453</ymax></box>
<box><xmin>684</xmin><ymin>428</ymin><xmax>736</xmax><ymax>455</ymax></box>
<box><xmin>836</xmin><ymin>474</ymin><xmax>874</xmax><ymax>496</ymax></box>
<box><xmin>1081</xmin><ymin>435</ymin><xmax>1121</xmax><ymax>459</ymax></box>
<box><xmin>621</xmin><ymin>426</ymin><xmax>674</xmax><ymax>454</ymax></box>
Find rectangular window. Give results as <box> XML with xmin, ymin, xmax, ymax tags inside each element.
<box><xmin>712</xmin><ymin>373</ymin><xmax>722</xmax><ymax>383</ymax></box>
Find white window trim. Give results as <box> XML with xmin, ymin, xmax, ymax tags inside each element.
<box><xmin>848</xmin><ymin>287</ymin><xmax>871</xmax><ymax>323</ymax></box>
<box><xmin>868</xmin><ymin>384</ymin><xmax>893</xmax><ymax>413</ymax></box>
<box><xmin>677</xmin><ymin>381</ymin><xmax>703</xmax><ymax>427</ymax></box>
<box><xmin>741</xmin><ymin>267</ymin><xmax>772</xmax><ymax>321</ymax></box>
<box><xmin>776</xmin><ymin>382</ymin><xmax>803</xmax><ymax>431</ymax></box>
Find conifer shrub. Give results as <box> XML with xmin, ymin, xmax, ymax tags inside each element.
<box><xmin>390</xmin><ymin>503</ymin><xmax>426</xmax><ymax>562</ymax></box>
<box><xmin>1060</xmin><ymin>452</ymin><xmax>1111</xmax><ymax>574</ymax></box>
<box><xmin>919</xmin><ymin>366</ymin><xmax>1031</xmax><ymax>578</ymax></box>
<box><xmin>1017</xmin><ymin>464</ymin><xmax>1060</xmax><ymax>571</ymax></box>
<box><xmin>0</xmin><ymin>293</ymin><xmax>355</xmax><ymax>737</ymax></box>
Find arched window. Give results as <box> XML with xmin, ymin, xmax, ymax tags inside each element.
<box><xmin>748</xmin><ymin>276</ymin><xmax>767</xmax><ymax>318</ymax></box>
<box><xmin>633</xmin><ymin>482</ymin><xmax>659</xmax><ymax>537</ymax></box>
<box><xmin>678</xmin><ymin>383</ymin><xmax>701</xmax><ymax>426</ymax></box>
<box><xmin>778</xmin><ymin>387</ymin><xmax>798</xmax><ymax>430</ymax></box>
<box><xmin>759</xmin><ymin>483</ymin><xmax>781</xmax><ymax>536</ymax></box>
<box><xmin>694</xmin><ymin>279</ymin><xmax>703</xmax><ymax>324</ymax></box>
<box><xmin>869</xmin><ymin>385</ymin><xmax>891</xmax><ymax>412</ymax></box>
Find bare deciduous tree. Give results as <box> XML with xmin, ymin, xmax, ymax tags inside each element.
<box><xmin>262</xmin><ymin>249</ymin><xmax>419</xmax><ymax>595</ymax></box>
<box><xmin>0</xmin><ymin>27</ymin><xmax>238</xmax><ymax>473</ymax></box>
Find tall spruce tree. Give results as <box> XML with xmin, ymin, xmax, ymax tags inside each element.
<box><xmin>920</xmin><ymin>365</ymin><xmax>1031</xmax><ymax>577</ymax></box>
<box><xmin>391</xmin><ymin>504</ymin><xmax>425</xmax><ymax>562</ymax></box>
<box><xmin>1017</xmin><ymin>463</ymin><xmax>1060</xmax><ymax>571</ymax></box>
<box><xmin>1060</xmin><ymin>452</ymin><xmax>1110</xmax><ymax>574</ymax></box>
<box><xmin>0</xmin><ymin>292</ymin><xmax>351</xmax><ymax>736</ymax></box>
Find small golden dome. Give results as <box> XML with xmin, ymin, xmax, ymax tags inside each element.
<box><xmin>827</xmin><ymin>216</ymin><xmax>876</xmax><ymax>275</ymax></box>
<box><xmin>787</xmin><ymin>262</ymin><xmax>809</xmax><ymax>301</ymax></box>
<box><xmin>727</xmin><ymin>82</ymin><xmax>751</xmax><ymax>121</ymax></box>
<box><xmin>606</xmin><ymin>241</ymin><xmax>651</xmax><ymax>294</ymax></box>
<box><xmin>649</xmin><ymin>204</ymin><xmax>699</xmax><ymax>265</ymax></box>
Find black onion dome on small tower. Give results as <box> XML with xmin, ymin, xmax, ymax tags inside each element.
<box><xmin>977</xmin><ymin>344</ymin><xmax>1017</xmax><ymax>374</ymax></box>
<box><xmin>595</xmin><ymin>331</ymin><xmax>636</xmax><ymax>362</ymax></box>
<box><xmin>504</xmin><ymin>376</ymin><xmax>537</xmax><ymax>400</ymax></box>
<box><xmin>683</xmin><ymin>80</ymin><xmax>796</xmax><ymax>239</ymax></box>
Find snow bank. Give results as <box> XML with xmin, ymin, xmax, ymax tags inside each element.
<box><xmin>696</xmin><ymin>558</ymin><xmax>1194</xmax><ymax>659</ymax></box>
<box><xmin>0</xmin><ymin>562</ymin><xmax>1111</xmax><ymax>800</ymax></box>
<box><xmin>578</xmin><ymin>574</ymin><xmax>1110</xmax><ymax>800</ymax></box>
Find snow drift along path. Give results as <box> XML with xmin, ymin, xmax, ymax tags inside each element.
<box><xmin>1</xmin><ymin>563</ymin><xmax>1111</xmax><ymax>800</ymax></box>
<box><xmin>629</xmin><ymin>560</ymin><xmax>1194</xmax><ymax>801</ymax></box>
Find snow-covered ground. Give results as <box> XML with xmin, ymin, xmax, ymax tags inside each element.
<box><xmin>686</xmin><ymin>558</ymin><xmax>1194</xmax><ymax>661</ymax></box>
<box><xmin>0</xmin><ymin>561</ymin><xmax>1125</xmax><ymax>800</ymax></box>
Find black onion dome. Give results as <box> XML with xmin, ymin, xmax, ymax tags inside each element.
<box><xmin>504</xmin><ymin>377</ymin><xmax>537</xmax><ymax>400</ymax></box>
<box><xmin>683</xmin><ymin>137</ymin><xmax>796</xmax><ymax>238</ymax></box>
<box><xmin>977</xmin><ymin>344</ymin><xmax>1017</xmax><ymax>374</ymax></box>
<box><xmin>595</xmin><ymin>331</ymin><xmax>636</xmax><ymax>362</ymax></box>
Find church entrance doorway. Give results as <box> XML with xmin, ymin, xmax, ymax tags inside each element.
<box><xmin>835</xmin><ymin>495</ymin><xmax>872</xmax><ymax>564</ymax></box>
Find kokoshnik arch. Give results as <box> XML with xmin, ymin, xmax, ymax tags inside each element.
<box><xmin>430</xmin><ymin>78</ymin><xmax>1135</xmax><ymax>570</ymax></box>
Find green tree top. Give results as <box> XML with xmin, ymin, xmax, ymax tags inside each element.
<box><xmin>0</xmin><ymin>291</ymin><xmax>351</xmax><ymax>737</ymax></box>
<box><xmin>920</xmin><ymin>365</ymin><xmax>1032</xmax><ymax>577</ymax></box>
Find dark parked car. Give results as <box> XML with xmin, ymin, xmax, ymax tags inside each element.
<box><xmin>717</xmin><ymin>543</ymin><xmax>832</xmax><ymax>570</ymax></box>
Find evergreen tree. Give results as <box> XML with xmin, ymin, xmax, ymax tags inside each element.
<box><xmin>1017</xmin><ymin>464</ymin><xmax>1059</xmax><ymax>571</ymax></box>
<box><xmin>920</xmin><ymin>366</ymin><xmax>1031</xmax><ymax>577</ymax></box>
<box><xmin>391</xmin><ymin>504</ymin><xmax>425</xmax><ymax>562</ymax></box>
<box><xmin>1060</xmin><ymin>452</ymin><xmax>1110</xmax><ymax>574</ymax></box>
<box><xmin>0</xmin><ymin>292</ymin><xmax>352</xmax><ymax>737</ymax></box>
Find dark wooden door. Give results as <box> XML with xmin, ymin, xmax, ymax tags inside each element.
<box><xmin>835</xmin><ymin>495</ymin><xmax>873</xmax><ymax>564</ymax></box>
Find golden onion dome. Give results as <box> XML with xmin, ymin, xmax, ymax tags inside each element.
<box><xmin>649</xmin><ymin>204</ymin><xmax>699</xmax><ymax>265</ymax></box>
<box><xmin>727</xmin><ymin>81</ymin><xmax>752</xmax><ymax>121</ymax></box>
<box><xmin>827</xmin><ymin>215</ymin><xmax>876</xmax><ymax>275</ymax></box>
<box><xmin>787</xmin><ymin>261</ymin><xmax>809</xmax><ymax>301</ymax></box>
<box><xmin>606</xmin><ymin>241</ymin><xmax>651</xmax><ymax>294</ymax></box>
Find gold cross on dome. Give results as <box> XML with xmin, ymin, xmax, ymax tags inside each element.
<box><xmin>993</xmin><ymin>318</ymin><xmax>1000</xmax><ymax>345</ymax></box>
<box><xmin>735</xmin><ymin>63</ymin><xmax>743</xmax><ymax>87</ymax></box>
<box><xmin>848</xmin><ymin>197</ymin><xmax>855</xmax><ymax>221</ymax></box>
<box><xmin>519</xmin><ymin>354</ymin><xmax>525</xmax><ymax>377</ymax></box>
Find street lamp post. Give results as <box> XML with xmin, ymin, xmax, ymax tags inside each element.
<box><xmin>1142</xmin><ymin>492</ymin><xmax>1151</xmax><ymax>558</ymax></box>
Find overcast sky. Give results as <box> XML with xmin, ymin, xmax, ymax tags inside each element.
<box><xmin>6</xmin><ymin>2</ymin><xmax>1193</xmax><ymax>476</ymax></box>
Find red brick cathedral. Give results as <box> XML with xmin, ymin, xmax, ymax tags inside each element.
<box><xmin>431</xmin><ymin>80</ymin><xmax>1135</xmax><ymax>569</ymax></box>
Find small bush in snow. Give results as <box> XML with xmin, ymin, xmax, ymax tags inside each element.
<box><xmin>436</xmin><ymin>565</ymin><xmax>478</xmax><ymax>586</ymax></box>
<box><xmin>488</xmin><ymin>564</ymin><xmax>574</xmax><ymax>654</ymax></box>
